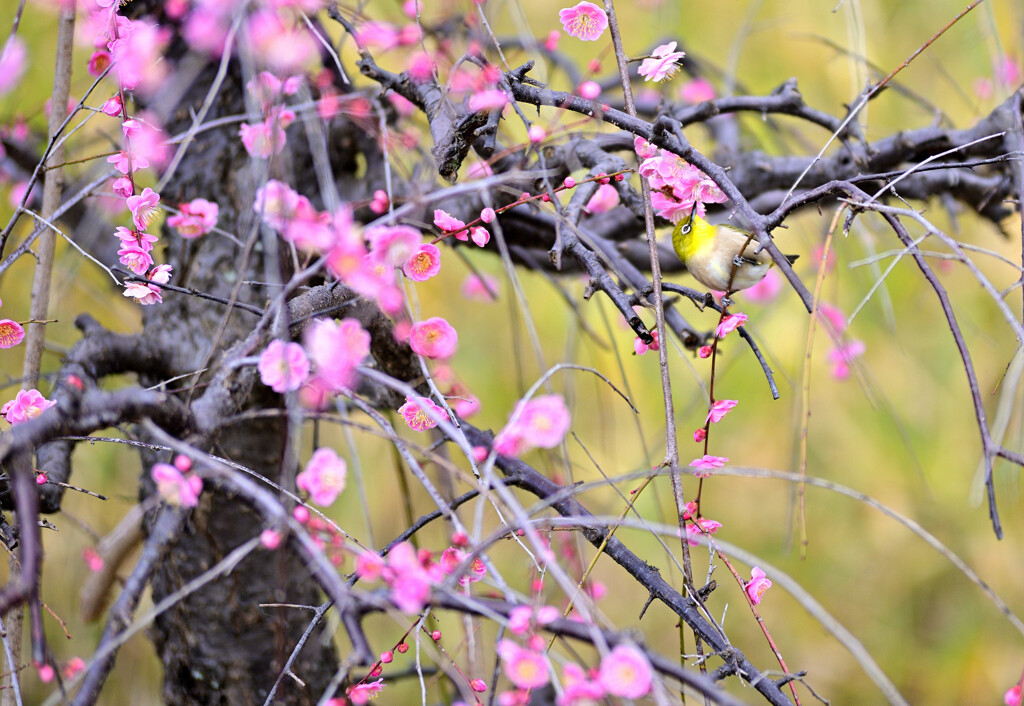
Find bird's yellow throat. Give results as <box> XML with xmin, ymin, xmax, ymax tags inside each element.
<box><xmin>671</xmin><ymin>215</ymin><xmax>717</xmax><ymax>264</ymax></box>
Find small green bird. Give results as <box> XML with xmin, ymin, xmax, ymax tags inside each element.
<box><xmin>671</xmin><ymin>211</ymin><xmax>798</xmax><ymax>293</ymax></box>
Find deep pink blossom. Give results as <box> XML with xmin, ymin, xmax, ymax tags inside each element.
<box><xmin>715</xmin><ymin>313</ymin><xmax>747</xmax><ymax>338</ymax></box>
<box><xmin>258</xmin><ymin>339</ymin><xmax>310</xmax><ymax>393</ymax></box>
<box><xmin>0</xmin><ymin>319</ymin><xmax>25</xmax><ymax>348</ymax></box>
<box><xmin>817</xmin><ymin>302</ymin><xmax>847</xmax><ymax>333</ymax></box>
<box><xmin>409</xmin><ymin>317</ymin><xmax>458</xmax><ymax>359</ymax></box>
<box><xmin>689</xmin><ymin>454</ymin><xmax>727</xmax><ymax>478</ymax></box>
<box><xmin>260</xmin><ymin>529</ymin><xmax>282</xmax><ymax>550</ymax></box>
<box><xmin>634</xmin><ymin>330</ymin><xmax>659</xmax><ymax>356</ymax></box>
<box><xmin>110</xmin><ymin>19</ymin><xmax>170</xmax><ymax>93</ymax></box>
<box><xmin>239</xmin><ymin>109</ymin><xmax>294</xmax><ymax>158</ymax></box>
<box><xmin>1006</xmin><ymin>684</ymin><xmax>1022</xmax><ymax>706</ymax></box>
<box><xmin>399</xmin><ymin>395</ymin><xmax>446</xmax><ymax>432</ymax></box>
<box><xmin>151</xmin><ymin>462</ymin><xmax>203</xmax><ymax>507</ymax></box>
<box><xmin>498</xmin><ymin>640</ymin><xmax>549</xmax><ymax>689</ymax></box>
<box><xmin>597</xmin><ymin>644</ymin><xmax>652</xmax><ymax>699</ymax></box>
<box><xmin>111</xmin><ymin>177</ymin><xmax>133</xmax><ymax>198</ymax></box>
<box><xmin>347</xmin><ymin>678</ymin><xmax>384</xmax><ymax>705</ymax></box>
<box><xmin>439</xmin><ymin>546</ymin><xmax>487</xmax><ymax>585</ymax></box>
<box><xmin>304</xmin><ymin>318</ymin><xmax>370</xmax><ymax>390</ymax></box>
<box><xmin>559</xmin><ymin>2</ymin><xmax>608</xmax><ymax>41</ymax></box>
<box><xmin>745</xmin><ymin>566</ymin><xmax>772</xmax><ymax>605</ymax></box>
<box><xmin>401</xmin><ymin>243</ymin><xmax>442</xmax><ymax>281</ymax></box>
<box><xmin>114</xmin><ymin>226</ymin><xmax>158</xmax><ymax>252</ymax></box>
<box><xmin>528</xmin><ymin>125</ymin><xmax>547</xmax><ymax>143</ymax></box>
<box><xmin>101</xmin><ymin>94</ymin><xmax>123</xmax><ymax>116</ymax></box>
<box><xmin>167</xmin><ymin>198</ymin><xmax>219</xmax><ymax>239</ymax></box>
<box><xmin>2</xmin><ymin>389</ymin><xmax>56</xmax><ymax>425</ymax></box>
<box><xmin>254</xmin><ymin>180</ymin><xmax>302</xmax><ymax>231</ymax></box>
<box><xmin>356</xmin><ymin>551</ymin><xmax>385</xmax><ymax>581</ymax></box>
<box><xmin>686</xmin><ymin>518</ymin><xmax>722</xmax><ymax>546</ymax></box>
<box><xmin>451</xmin><ymin>393</ymin><xmax>480</xmax><ymax>419</ymax></box>
<box><xmin>88</xmin><ymin>50</ymin><xmax>112</xmax><ymax>77</ymax></box>
<box><xmin>433</xmin><ymin>209</ymin><xmax>469</xmax><ymax>240</ymax></box>
<box><xmin>706</xmin><ymin>399</ymin><xmax>737</xmax><ymax>424</ymax></box>
<box><xmin>297</xmin><ymin>447</ymin><xmax>348</xmax><ymax>506</ymax></box>
<box><xmin>638</xmin><ymin>41</ymin><xmax>686</xmax><ymax>82</ymax></box>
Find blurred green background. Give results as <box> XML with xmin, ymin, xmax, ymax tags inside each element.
<box><xmin>2</xmin><ymin>0</ymin><xmax>1023</xmax><ymax>703</ymax></box>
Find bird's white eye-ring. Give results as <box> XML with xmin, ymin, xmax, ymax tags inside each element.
<box><xmin>680</xmin><ymin>224</ymin><xmax>691</xmax><ymax>235</ymax></box>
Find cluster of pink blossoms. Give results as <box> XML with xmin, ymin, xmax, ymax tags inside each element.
<box><xmin>492</xmin><ymin>394</ymin><xmax>571</xmax><ymax>458</ymax></box>
<box><xmin>82</xmin><ymin>0</ymin><xmax>190</xmax><ymax>306</ymax></box>
<box><xmin>635</xmin><ymin>136</ymin><xmax>728</xmax><ymax>223</ymax></box>
<box><xmin>496</xmin><ymin>638</ymin><xmax>653</xmax><ymax>704</ymax></box>
<box><xmin>818</xmin><ymin>303</ymin><xmax>866</xmax><ymax>380</ymax></box>
<box><xmin>1</xmin><ymin>389</ymin><xmax>56</xmax><ymax>425</ymax></box>
<box><xmin>151</xmin><ymin>455</ymin><xmax>203</xmax><ymax>508</ymax></box>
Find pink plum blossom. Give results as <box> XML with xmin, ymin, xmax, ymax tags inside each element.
<box><xmin>123</xmin><ymin>264</ymin><xmax>172</xmax><ymax>306</ymax></box>
<box><xmin>743</xmin><ymin>268</ymin><xmax>782</xmax><ymax>303</ymax></box>
<box><xmin>383</xmin><ymin>541</ymin><xmax>433</xmax><ymax>613</ymax></box>
<box><xmin>689</xmin><ymin>454</ymin><xmax>727</xmax><ymax>478</ymax></box>
<box><xmin>633</xmin><ymin>330</ymin><xmax>659</xmax><ymax>356</ymax></box>
<box><xmin>254</xmin><ymin>180</ymin><xmax>302</xmax><ymax>231</ymax></box>
<box><xmin>399</xmin><ymin>395</ymin><xmax>446</xmax><ymax>432</ymax></box>
<box><xmin>88</xmin><ymin>50</ymin><xmax>112</xmax><ymax>77</ymax></box>
<box><xmin>356</xmin><ymin>551</ymin><xmax>385</xmax><ymax>581</ymax></box>
<box><xmin>112</xmin><ymin>177</ymin><xmax>133</xmax><ymax>198</ymax></box>
<box><xmin>817</xmin><ymin>302</ymin><xmax>847</xmax><ymax>333</ymax></box>
<box><xmin>828</xmin><ymin>340</ymin><xmax>866</xmax><ymax>380</ymax></box>
<box><xmin>706</xmin><ymin>399</ymin><xmax>737</xmax><ymax>424</ymax></box>
<box><xmin>107</xmin><ymin>150</ymin><xmax>149</xmax><ymax>174</ymax></box>
<box><xmin>109</xmin><ymin>19</ymin><xmax>169</xmax><ymax>93</ymax></box>
<box><xmin>451</xmin><ymin>393</ymin><xmax>480</xmax><ymax>418</ymax></box>
<box><xmin>559</xmin><ymin>663</ymin><xmax>606</xmax><ymax>704</ymax></box>
<box><xmin>1006</xmin><ymin>684</ymin><xmax>1023</xmax><ymax>706</ymax></box>
<box><xmin>117</xmin><ymin>241</ymin><xmax>154</xmax><ymax>274</ymax></box>
<box><xmin>368</xmin><ymin>224</ymin><xmax>422</xmax><ymax>266</ymax></box>
<box><xmin>167</xmin><ymin>198</ymin><xmax>219</xmax><ymax>239</ymax></box>
<box><xmin>0</xmin><ymin>319</ymin><xmax>25</xmax><ymax>348</ymax></box>
<box><xmin>0</xmin><ymin>38</ymin><xmax>27</xmax><ymax>95</ymax></box>
<box><xmin>597</xmin><ymin>644</ymin><xmax>653</xmax><ymax>699</ymax></box>
<box><xmin>401</xmin><ymin>241</ymin><xmax>442</xmax><ymax>280</ymax></box>
<box><xmin>528</xmin><ymin>125</ymin><xmax>547</xmax><ymax>143</ymax></box>
<box><xmin>433</xmin><ymin>209</ymin><xmax>469</xmax><ymax>240</ymax></box>
<box><xmin>468</xmin><ymin>89</ymin><xmax>509</xmax><ymax>112</ymax></box>
<box><xmin>296</xmin><ymin>447</ymin><xmax>347</xmax><ymax>506</ymax></box>
<box><xmin>304</xmin><ymin>318</ymin><xmax>370</xmax><ymax>390</ymax></box>
<box><xmin>101</xmin><ymin>94</ymin><xmax>123</xmax><ymax>116</ymax></box>
<box><xmin>638</xmin><ymin>41</ymin><xmax>686</xmax><ymax>82</ymax></box>
<box><xmin>584</xmin><ymin>183</ymin><xmax>619</xmax><ymax>214</ymax></box>
<box><xmin>470</xmin><ymin>227</ymin><xmax>490</xmax><ymax>247</ymax></box>
<box><xmin>715</xmin><ymin>312</ymin><xmax>747</xmax><ymax>338</ymax></box>
<box><xmin>559</xmin><ymin>2</ymin><xmax>608</xmax><ymax>41</ymax></box>
<box><xmin>685</xmin><ymin>518</ymin><xmax>722</xmax><ymax>546</ymax></box>
<box><xmin>578</xmin><ymin>81</ymin><xmax>601</xmax><ymax>99</ymax></box>
<box><xmin>461</xmin><ymin>273</ymin><xmax>500</xmax><ymax>301</ymax></box>
<box><xmin>680</xmin><ymin>77</ymin><xmax>716</xmax><ymax>103</ymax></box>
<box><xmin>745</xmin><ymin>566</ymin><xmax>772</xmax><ymax>605</ymax></box>
<box><xmin>498</xmin><ymin>640</ymin><xmax>549</xmax><ymax>689</ymax></box>
<box><xmin>347</xmin><ymin>678</ymin><xmax>384</xmax><ymax>705</ymax></box>
<box><xmin>439</xmin><ymin>546</ymin><xmax>487</xmax><ymax>586</ymax></box>
<box><xmin>258</xmin><ymin>339</ymin><xmax>310</xmax><ymax>393</ymax></box>
<box><xmin>2</xmin><ymin>389</ymin><xmax>56</xmax><ymax>425</ymax></box>
<box><xmin>151</xmin><ymin>462</ymin><xmax>203</xmax><ymax>507</ymax></box>
<box><xmin>260</xmin><ymin>529</ymin><xmax>282</xmax><ymax>550</ymax></box>
<box><xmin>369</xmin><ymin>189</ymin><xmax>389</xmax><ymax>214</ymax></box>
<box><xmin>245</xmin><ymin>10</ymin><xmax>317</xmax><ymax>74</ymax></box>
<box><xmin>493</xmin><ymin>395</ymin><xmax>571</xmax><ymax>457</ymax></box>
<box><xmin>126</xmin><ymin>187</ymin><xmax>161</xmax><ymax>231</ymax></box>
<box><xmin>239</xmin><ymin>109</ymin><xmax>294</xmax><ymax>158</ymax></box>
<box><xmin>409</xmin><ymin>317</ymin><xmax>458</xmax><ymax>359</ymax></box>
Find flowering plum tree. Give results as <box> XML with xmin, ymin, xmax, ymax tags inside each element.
<box><xmin>1</xmin><ymin>0</ymin><xmax>1023</xmax><ymax>704</ymax></box>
